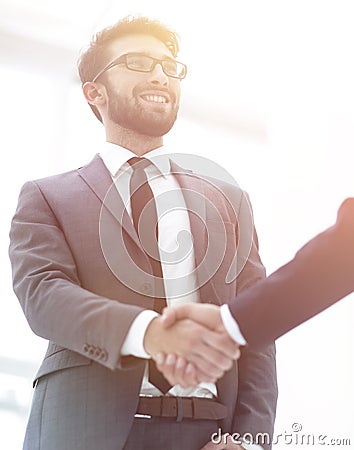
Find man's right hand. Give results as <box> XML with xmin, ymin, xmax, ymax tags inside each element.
<box><xmin>144</xmin><ymin>314</ymin><xmax>239</xmax><ymax>384</ymax></box>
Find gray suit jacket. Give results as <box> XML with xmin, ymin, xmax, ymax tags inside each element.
<box><xmin>9</xmin><ymin>154</ymin><xmax>277</xmax><ymax>450</ymax></box>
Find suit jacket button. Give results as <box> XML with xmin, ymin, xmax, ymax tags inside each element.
<box><xmin>100</xmin><ymin>350</ymin><xmax>108</xmax><ymax>361</ymax></box>
<box><xmin>83</xmin><ymin>343</ymin><xmax>89</xmax><ymax>353</ymax></box>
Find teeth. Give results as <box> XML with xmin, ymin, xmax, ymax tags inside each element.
<box><xmin>142</xmin><ymin>95</ymin><xmax>167</xmax><ymax>103</ymax></box>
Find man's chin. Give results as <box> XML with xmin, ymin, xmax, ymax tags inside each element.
<box><xmin>134</xmin><ymin>117</ymin><xmax>177</xmax><ymax>137</ymax></box>
<box><xmin>108</xmin><ymin>106</ymin><xmax>178</xmax><ymax>137</ymax></box>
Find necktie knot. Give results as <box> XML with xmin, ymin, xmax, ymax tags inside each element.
<box><xmin>127</xmin><ymin>156</ymin><xmax>151</xmax><ymax>171</ymax></box>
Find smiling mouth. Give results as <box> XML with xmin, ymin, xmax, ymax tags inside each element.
<box><xmin>140</xmin><ymin>94</ymin><xmax>169</xmax><ymax>104</ymax></box>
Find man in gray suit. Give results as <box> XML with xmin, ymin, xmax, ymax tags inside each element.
<box><xmin>9</xmin><ymin>16</ymin><xmax>277</xmax><ymax>450</ymax></box>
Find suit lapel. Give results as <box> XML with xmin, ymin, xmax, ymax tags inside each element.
<box><xmin>78</xmin><ymin>154</ymin><xmax>141</xmax><ymax>248</ymax></box>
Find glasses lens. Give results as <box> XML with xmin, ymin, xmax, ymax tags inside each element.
<box><xmin>126</xmin><ymin>54</ymin><xmax>153</xmax><ymax>72</ymax></box>
<box><xmin>162</xmin><ymin>60</ymin><xmax>183</xmax><ymax>78</ymax></box>
<box><xmin>125</xmin><ymin>54</ymin><xmax>186</xmax><ymax>79</ymax></box>
<box><xmin>163</xmin><ymin>60</ymin><xmax>178</xmax><ymax>76</ymax></box>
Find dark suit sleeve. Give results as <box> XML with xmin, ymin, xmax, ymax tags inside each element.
<box><xmin>9</xmin><ymin>181</ymin><xmax>145</xmax><ymax>370</ymax></box>
<box><xmin>230</xmin><ymin>194</ymin><xmax>278</xmax><ymax>449</ymax></box>
<box><xmin>229</xmin><ymin>198</ymin><xmax>354</xmax><ymax>350</ymax></box>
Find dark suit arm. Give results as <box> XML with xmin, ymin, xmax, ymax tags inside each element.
<box><xmin>229</xmin><ymin>198</ymin><xmax>354</xmax><ymax>349</ymax></box>
<box><xmin>230</xmin><ymin>204</ymin><xmax>278</xmax><ymax>449</ymax></box>
<box><xmin>232</xmin><ymin>344</ymin><xmax>277</xmax><ymax>450</ymax></box>
<box><xmin>9</xmin><ymin>181</ymin><xmax>144</xmax><ymax>370</ymax></box>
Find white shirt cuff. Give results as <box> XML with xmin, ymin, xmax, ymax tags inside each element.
<box><xmin>220</xmin><ymin>304</ymin><xmax>247</xmax><ymax>346</ymax></box>
<box><xmin>120</xmin><ymin>310</ymin><xmax>159</xmax><ymax>358</ymax></box>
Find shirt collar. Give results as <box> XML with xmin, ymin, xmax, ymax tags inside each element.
<box><xmin>99</xmin><ymin>142</ymin><xmax>171</xmax><ymax>178</ymax></box>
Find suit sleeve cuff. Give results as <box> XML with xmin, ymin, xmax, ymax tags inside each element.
<box><xmin>120</xmin><ymin>310</ymin><xmax>159</xmax><ymax>358</ymax></box>
<box><xmin>220</xmin><ymin>304</ymin><xmax>247</xmax><ymax>346</ymax></box>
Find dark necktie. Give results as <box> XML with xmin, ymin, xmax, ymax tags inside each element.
<box><xmin>128</xmin><ymin>157</ymin><xmax>171</xmax><ymax>394</ymax></box>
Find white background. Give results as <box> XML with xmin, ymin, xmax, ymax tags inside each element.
<box><xmin>0</xmin><ymin>1</ymin><xmax>353</xmax><ymax>448</ymax></box>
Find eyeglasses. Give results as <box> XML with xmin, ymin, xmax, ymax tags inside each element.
<box><xmin>91</xmin><ymin>52</ymin><xmax>187</xmax><ymax>83</ymax></box>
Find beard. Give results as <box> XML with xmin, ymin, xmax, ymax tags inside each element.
<box><xmin>106</xmin><ymin>85</ymin><xmax>179</xmax><ymax>137</ymax></box>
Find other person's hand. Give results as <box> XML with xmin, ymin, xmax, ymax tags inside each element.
<box><xmin>161</xmin><ymin>303</ymin><xmax>227</xmax><ymax>332</ymax></box>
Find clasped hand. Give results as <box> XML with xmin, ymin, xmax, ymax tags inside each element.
<box><xmin>144</xmin><ymin>304</ymin><xmax>241</xmax><ymax>387</ymax></box>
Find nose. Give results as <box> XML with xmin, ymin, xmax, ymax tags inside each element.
<box><xmin>148</xmin><ymin>62</ymin><xmax>168</xmax><ymax>86</ymax></box>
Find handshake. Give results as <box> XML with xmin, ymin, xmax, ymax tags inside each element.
<box><xmin>144</xmin><ymin>303</ymin><xmax>241</xmax><ymax>388</ymax></box>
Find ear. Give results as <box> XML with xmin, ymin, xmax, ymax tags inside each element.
<box><xmin>82</xmin><ymin>82</ymin><xmax>105</xmax><ymax>107</ymax></box>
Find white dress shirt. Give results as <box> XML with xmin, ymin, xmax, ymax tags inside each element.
<box><xmin>99</xmin><ymin>142</ymin><xmax>246</xmax><ymax>398</ymax></box>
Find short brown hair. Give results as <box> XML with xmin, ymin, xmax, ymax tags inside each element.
<box><xmin>77</xmin><ymin>15</ymin><xmax>180</xmax><ymax>122</ymax></box>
